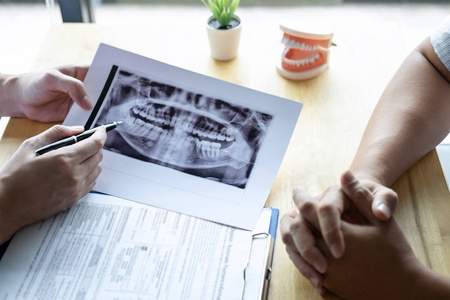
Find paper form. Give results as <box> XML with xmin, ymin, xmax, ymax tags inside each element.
<box><xmin>64</xmin><ymin>44</ymin><xmax>302</xmax><ymax>230</ymax></box>
<box><xmin>0</xmin><ymin>193</ymin><xmax>256</xmax><ymax>300</ymax></box>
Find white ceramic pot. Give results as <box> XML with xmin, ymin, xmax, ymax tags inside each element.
<box><xmin>206</xmin><ymin>15</ymin><xmax>242</xmax><ymax>61</ymax></box>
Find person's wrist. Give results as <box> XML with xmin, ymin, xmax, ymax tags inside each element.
<box><xmin>410</xmin><ymin>262</ymin><xmax>450</xmax><ymax>299</ymax></box>
<box><xmin>0</xmin><ymin>188</ymin><xmax>12</xmax><ymax>245</ymax></box>
<box><xmin>348</xmin><ymin>168</ymin><xmax>386</xmax><ymax>186</ymax></box>
<box><xmin>0</xmin><ymin>179</ymin><xmax>18</xmax><ymax>244</ymax></box>
<box><xmin>0</xmin><ymin>74</ymin><xmax>25</xmax><ymax>118</ymax></box>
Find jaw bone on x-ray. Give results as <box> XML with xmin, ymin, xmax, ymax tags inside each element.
<box><xmin>96</xmin><ymin>69</ymin><xmax>273</xmax><ymax>189</ymax></box>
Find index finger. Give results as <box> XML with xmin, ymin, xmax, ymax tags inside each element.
<box><xmin>317</xmin><ymin>186</ymin><xmax>346</xmax><ymax>258</ymax></box>
<box><xmin>63</xmin><ymin>127</ymin><xmax>107</xmax><ymax>162</ymax></box>
<box><xmin>280</xmin><ymin>209</ymin><xmax>298</xmax><ymax>246</ymax></box>
<box><xmin>292</xmin><ymin>186</ymin><xmax>320</xmax><ymax>229</ymax></box>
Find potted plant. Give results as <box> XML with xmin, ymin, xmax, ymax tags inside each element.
<box><xmin>202</xmin><ymin>0</ymin><xmax>242</xmax><ymax>61</ymax></box>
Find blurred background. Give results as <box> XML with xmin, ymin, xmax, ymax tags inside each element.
<box><xmin>0</xmin><ymin>0</ymin><xmax>449</xmax><ymax>27</ymax></box>
<box><xmin>0</xmin><ymin>0</ymin><xmax>449</xmax><ymax>176</ymax></box>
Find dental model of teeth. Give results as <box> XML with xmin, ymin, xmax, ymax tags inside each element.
<box><xmin>276</xmin><ymin>21</ymin><xmax>334</xmax><ymax>80</ymax></box>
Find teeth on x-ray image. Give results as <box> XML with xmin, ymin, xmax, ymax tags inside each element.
<box><xmin>95</xmin><ymin>69</ymin><xmax>273</xmax><ymax>188</ymax></box>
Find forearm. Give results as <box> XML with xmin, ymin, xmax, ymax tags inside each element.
<box><xmin>351</xmin><ymin>39</ymin><xmax>450</xmax><ymax>187</ymax></box>
<box><xmin>412</xmin><ymin>265</ymin><xmax>450</xmax><ymax>299</ymax></box>
<box><xmin>0</xmin><ymin>181</ymin><xmax>18</xmax><ymax>245</ymax></box>
<box><xmin>0</xmin><ymin>73</ymin><xmax>24</xmax><ymax>118</ymax></box>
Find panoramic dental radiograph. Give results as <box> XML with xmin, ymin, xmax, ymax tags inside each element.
<box><xmin>95</xmin><ymin>69</ymin><xmax>273</xmax><ymax>189</ymax></box>
<box><xmin>276</xmin><ymin>22</ymin><xmax>334</xmax><ymax>80</ymax></box>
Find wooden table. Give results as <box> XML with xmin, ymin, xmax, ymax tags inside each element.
<box><xmin>1</xmin><ymin>5</ymin><xmax>450</xmax><ymax>299</ymax></box>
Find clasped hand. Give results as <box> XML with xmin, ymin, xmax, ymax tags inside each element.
<box><xmin>280</xmin><ymin>171</ymin><xmax>405</xmax><ymax>297</ymax></box>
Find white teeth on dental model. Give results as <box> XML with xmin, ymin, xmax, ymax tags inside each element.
<box><xmin>282</xmin><ymin>52</ymin><xmax>320</xmax><ymax>67</ymax></box>
<box><xmin>281</xmin><ymin>37</ymin><xmax>319</xmax><ymax>51</ymax></box>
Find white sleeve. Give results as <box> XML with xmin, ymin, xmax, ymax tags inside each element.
<box><xmin>431</xmin><ymin>17</ymin><xmax>450</xmax><ymax>72</ymax></box>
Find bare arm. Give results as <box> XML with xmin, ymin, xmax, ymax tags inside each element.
<box><xmin>281</xmin><ymin>36</ymin><xmax>450</xmax><ymax>295</ymax></box>
<box><xmin>320</xmin><ymin>172</ymin><xmax>450</xmax><ymax>300</ymax></box>
<box><xmin>0</xmin><ymin>74</ymin><xmax>22</xmax><ymax>117</ymax></box>
<box><xmin>351</xmin><ymin>38</ymin><xmax>450</xmax><ymax>187</ymax></box>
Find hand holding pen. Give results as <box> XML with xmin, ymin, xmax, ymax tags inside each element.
<box><xmin>0</xmin><ymin>124</ymin><xmax>108</xmax><ymax>243</ymax></box>
<box><xmin>35</xmin><ymin>121</ymin><xmax>122</xmax><ymax>156</ymax></box>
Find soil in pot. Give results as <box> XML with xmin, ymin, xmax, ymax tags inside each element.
<box><xmin>208</xmin><ymin>18</ymin><xmax>240</xmax><ymax>30</ymax></box>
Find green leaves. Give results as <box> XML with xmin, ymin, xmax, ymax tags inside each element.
<box><xmin>202</xmin><ymin>0</ymin><xmax>240</xmax><ymax>27</ymax></box>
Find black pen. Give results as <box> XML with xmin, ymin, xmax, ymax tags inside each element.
<box><xmin>35</xmin><ymin>121</ymin><xmax>123</xmax><ymax>156</ymax></box>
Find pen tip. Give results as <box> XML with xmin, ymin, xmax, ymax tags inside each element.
<box><xmin>116</xmin><ymin>121</ymin><xmax>123</xmax><ymax>127</ymax></box>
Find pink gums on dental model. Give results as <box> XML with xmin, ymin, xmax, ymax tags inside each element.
<box><xmin>276</xmin><ymin>22</ymin><xmax>334</xmax><ymax>80</ymax></box>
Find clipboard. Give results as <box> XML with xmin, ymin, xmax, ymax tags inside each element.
<box><xmin>0</xmin><ymin>203</ymin><xmax>279</xmax><ymax>299</ymax></box>
<box><xmin>243</xmin><ymin>207</ymin><xmax>279</xmax><ymax>300</ymax></box>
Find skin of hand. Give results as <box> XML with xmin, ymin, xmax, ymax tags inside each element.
<box><xmin>0</xmin><ymin>125</ymin><xmax>106</xmax><ymax>244</ymax></box>
<box><xmin>317</xmin><ymin>171</ymin><xmax>421</xmax><ymax>299</ymax></box>
<box><xmin>280</xmin><ymin>171</ymin><xmax>397</xmax><ymax>295</ymax></box>
<box><xmin>318</xmin><ymin>171</ymin><xmax>450</xmax><ymax>300</ymax></box>
<box><xmin>0</xmin><ymin>65</ymin><xmax>92</xmax><ymax>122</ymax></box>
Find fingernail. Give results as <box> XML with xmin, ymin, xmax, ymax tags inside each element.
<box><xmin>313</xmin><ymin>260</ymin><xmax>326</xmax><ymax>274</ymax></box>
<box><xmin>71</xmin><ymin>125</ymin><xmax>84</xmax><ymax>131</ymax></box>
<box><xmin>310</xmin><ymin>277</ymin><xmax>319</xmax><ymax>288</ymax></box>
<box><xmin>288</xmin><ymin>208</ymin><xmax>297</xmax><ymax>215</ymax></box>
<box><xmin>330</xmin><ymin>243</ymin><xmax>344</xmax><ymax>258</ymax></box>
<box><xmin>377</xmin><ymin>203</ymin><xmax>391</xmax><ymax>218</ymax></box>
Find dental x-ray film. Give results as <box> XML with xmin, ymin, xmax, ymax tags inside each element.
<box><xmin>94</xmin><ymin>67</ymin><xmax>273</xmax><ymax>189</ymax></box>
<box><xmin>64</xmin><ymin>44</ymin><xmax>302</xmax><ymax>230</ymax></box>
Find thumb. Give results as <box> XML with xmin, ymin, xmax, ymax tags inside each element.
<box><xmin>340</xmin><ymin>170</ymin><xmax>379</xmax><ymax>224</ymax></box>
<box><xmin>34</xmin><ymin>125</ymin><xmax>85</xmax><ymax>146</ymax></box>
<box><xmin>371</xmin><ymin>186</ymin><xmax>398</xmax><ymax>221</ymax></box>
